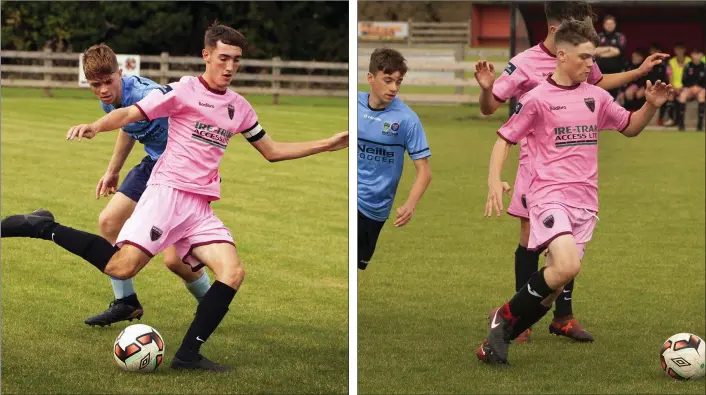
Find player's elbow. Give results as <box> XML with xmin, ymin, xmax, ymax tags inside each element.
<box><xmin>264</xmin><ymin>151</ymin><xmax>283</xmax><ymax>162</ymax></box>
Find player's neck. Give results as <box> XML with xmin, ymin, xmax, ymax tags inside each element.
<box><xmin>200</xmin><ymin>73</ymin><xmax>228</xmax><ymax>92</ymax></box>
<box><xmin>542</xmin><ymin>36</ymin><xmax>556</xmax><ymax>56</ymax></box>
<box><xmin>112</xmin><ymin>80</ymin><xmax>123</xmax><ymax>108</ymax></box>
<box><xmin>367</xmin><ymin>93</ymin><xmax>388</xmax><ymax>111</ymax></box>
<box><xmin>551</xmin><ymin>69</ymin><xmax>579</xmax><ymax>87</ymax></box>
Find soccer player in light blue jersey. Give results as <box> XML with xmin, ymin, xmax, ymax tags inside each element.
<box><xmin>357</xmin><ymin>48</ymin><xmax>432</xmax><ymax>270</ymax></box>
<box><xmin>81</xmin><ymin>44</ymin><xmax>211</xmax><ymax>326</ymax></box>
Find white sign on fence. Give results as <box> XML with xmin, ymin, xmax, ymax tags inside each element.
<box><xmin>358</xmin><ymin>22</ymin><xmax>409</xmax><ymax>41</ymax></box>
<box><xmin>78</xmin><ymin>54</ymin><xmax>141</xmax><ymax>87</ymax></box>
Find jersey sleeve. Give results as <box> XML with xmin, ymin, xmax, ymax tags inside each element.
<box><xmin>492</xmin><ymin>60</ymin><xmax>528</xmax><ymax>103</ymax></box>
<box><xmin>598</xmin><ymin>90</ymin><xmax>631</xmax><ymax>132</ymax></box>
<box><xmin>134</xmin><ymin>81</ymin><xmax>186</xmax><ymax>121</ymax></box>
<box><xmin>405</xmin><ymin>117</ymin><xmax>431</xmax><ymax>160</ymax></box>
<box><xmin>616</xmin><ymin>33</ymin><xmax>627</xmax><ymax>55</ymax></box>
<box><xmin>237</xmin><ymin>99</ymin><xmax>265</xmax><ymax>143</ymax></box>
<box><xmin>496</xmin><ymin>95</ymin><xmax>537</xmax><ymax>144</ymax></box>
<box><xmin>587</xmin><ymin>61</ymin><xmax>604</xmax><ymax>85</ymax></box>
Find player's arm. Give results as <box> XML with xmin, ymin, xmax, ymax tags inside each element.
<box><xmin>620</xmin><ymin>81</ymin><xmax>673</xmax><ymax>137</ymax></box>
<box><xmin>595</xmin><ymin>46</ymin><xmax>620</xmax><ymax>57</ymax></box>
<box><xmin>476</xmin><ymin>60</ymin><xmax>525</xmax><ymax>116</ymax></box>
<box><xmin>247</xmin><ymin>127</ymin><xmax>348</xmax><ymax>162</ymax></box>
<box><xmin>597</xmin><ymin>53</ymin><xmax>670</xmax><ymax>90</ymax></box>
<box><xmin>395</xmin><ymin>158</ymin><xmax>431</xmax><ymax>228</ymax></box>
<box><xmin>96</xmin><ymin>130</ymin><xmax>136</xmax><ymax>198</ymax></box>
<box><xmin>66</xmin><ymin>105</ymin><xmax>146</xmax><ymax>141</ymax></box>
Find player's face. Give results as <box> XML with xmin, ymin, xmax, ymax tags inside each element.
<box><xmin>691</xmin><ymin>51</ymin><xmax>702</xmax><ymax>64</ymax></box>
<box><xmin>87</xmin><ymin>70</ymin><xmax>123</xmax><ymax>105</ymax></box>
<box><xmin>558</xmin><ymin>41</ymin><xmax>595</xmax><ymax>83</ymax></box>
<box><xmin>367</xmin><ymin>71</ymin><xmax>403</xmax><ymax>105</ymax></box>
<box><xmin>675</xmin><ymin>46</ymin><xmax>686</xmax><ymax>58</ymax></box>
<box><xmin>203</xmin><ymin>41</ymin><xmax>242</xmax><ymax>90</ymax></box>
<box><xmin>603</xmin><ymin>19</ymin><xmax>615</xmax><ymax>33</ymax></box>
<box><xmin>632</xmin><ymin>53</ymin><xmax>644</xmax><ymax>65</ymax></box>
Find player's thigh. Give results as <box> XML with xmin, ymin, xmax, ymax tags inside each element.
<box><xmin>697</xmin><ymin>87</ymin><xmax>706</xmax><ymax>101</ymax></box>
<box><xmin>105</xmin><ymin>243</ymin><xmax>152</xmax><ymax>280</ymax></box>
<box><xmin>680</xmin><ymin>88</ymin><xmax>694</xmax><ymax>101</ymax></box>
<box><xmin>99</xmin><ymin>193</ymin><xmax>137</xmax><ymax>237</ymax></box>
<box><xmin>519</xmin><ymin>217</ymin><xmax>530</xmax><ymax>247</ymax></box>
<box><xmin>546</xmin><ymin>234</ymin><xmax>581</xmax><ymax>279</ymax></box>
<box><xmin>190</xmin><ymin>242</ymin><xmax>243</xmax><ymax>288</ymax></box>
<box><xmin>163</xmin><ymin>245</ymin><xmax>203</xmax><ymax>282</ymax></box>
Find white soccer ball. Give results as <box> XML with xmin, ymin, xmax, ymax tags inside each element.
<box><xmin>113</xmin><ymin>324</ymin><xmax>165</xmax><ymax>372</ymax></box>
<box><xmin>660</xmin><ymin>333</ymin><xmax>705</xmax><ymax>380</ymax></box>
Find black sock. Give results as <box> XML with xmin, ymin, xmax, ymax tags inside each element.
<box><xmin>554</xmin><ymin>279</ymin><xmax>574</xmax><ymax>318</ymax></box>
<box><xmin>678</xmin><ymin>102</ymin><xmax>686</xmax><ymax>128</ymax></box>
<box><xmin>508</xmin><ymin>267</ymin><xmax>555</xmax><ymax>318</ymax></box>
<box><xmin>119</xmin><ymin>293</ymin><xmax>141</xmax><ymax>308</ymax></box>
<box><xmin>698</xmin><ymin>103</ymin><xmax>704</xmax><ymax>128</ymax></box>
<box><xmin>514</xmin><ymin>245</ymin><xmax>540</xmax><ymax>292</ymax></box>
<box><xmin>659</xmin><ymin>102</ymin><xmax>667</xmax><ymax>121</ymax></box>
<box><xmin>510</xmin><ymin>303</ymin><xmax>551</xmax><ymax>340</ymax></box>
<box><xmin>44</xmin><ymin>224</ymin><xmax>117</xmax><ymax>273</ymax></box>
<box><xmin>669</xmin><ymin>100</ymin><xmax>676</xmax><ymax>121</ymax></box>
<box><xmin>175</xmin><ymin>280</ymin><xmax>237</xmax><ymax>361</ymax></box>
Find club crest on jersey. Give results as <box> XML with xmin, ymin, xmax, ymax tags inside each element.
<box><xmin>150</xmin><ymin>226</ymin><xmax>163</xmax><ymax>241</ymax></box>
<box><xmin>504</xmin><ymin>62</ymin><xmax>517</xmax><ymax>75</ymax></box>
<box><xmin>383</xmin><ymin>122</ymin><xmax>391</xmax><ymax>131</ymax></box>
<box><xmin>543</xmin><ymin>215</ymin><xmax>554</xmax><ymax>228</ymax></box>
<box><xmin>584</xmin><ymin>97</ymin><xmax>595</xmax><ymax>112</ymax></box>
<box><xmin>227</xmin><ymin>104</ymin><xmax>235</xmax><ymax>120</ymax></box>
<box><xmin>391</xmin><ymin>122</ymin><xmax>400</xmax><ymax>131</ymax></box>
<box><xmin>158</xmin><ymin>85</ymin><xmax>173</xmax><ymax>95</ymax></box>
<box><xmin>515</xmin><ymin>102</ymin><xmax>523</xmax><ymax>114</ymax></box>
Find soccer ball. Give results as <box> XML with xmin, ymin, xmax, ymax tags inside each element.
<box><xmin>660</xmin><ymin>333</ymin><xmax>705</xmax><ymax>380</ymax></box>
<box><xmin>113</xmin><ymin>324</ymin><xmax>165</xmax><ymax>372</ymax></box>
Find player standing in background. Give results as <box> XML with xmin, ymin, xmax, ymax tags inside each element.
<box><xmin>622</xmin><ymin>49</ymin><xmax>648</xmax><ymax>111</ymax></box>
<box><xmin>595</xmin><ymin>15</ymin><xmax>626</xmax><ymax>99</ymax></box>
<box><xmin>666</xmin><ymin>42</ymin><xmax>691</xmax><ymax>127</ymax></box>
<box><xmin>473</xmin><ymin>0</ymin><xmax>668</xmax><ymax>344</ymax></box>
<box><xmin>2</xmin><ymin>23</ymin><xmax>348</xmax><ymax>371</ymax></box>
<box><xmin>357</xmin><ymin>48</ymin><xmax>432</xmax><ymax>271</ymax></box>
<box><xmin>647</xmin><ymin>43</ymin><xmax>670</xmax><ymax>125</ymax></box>
<box><xmin>80</xmin><ymin>44</ymin><xmax>212</xmax><ymax>327</ymax></box>
<box><xmin>478</xmin><ymin>20</ymin><xmax>673</xmax><ymax>365</ymax></box>
<box><xmin>676</xmin><ymin>49</ymin><xmax>705</xmax><ymax>131</ymax></box>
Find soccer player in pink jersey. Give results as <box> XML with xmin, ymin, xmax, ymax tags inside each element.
<box><xmin>476</xmin><ymin>19</ymin><xmax>673</xmax><ymax>365</ymax></box>
<box><xmin>472</xmin><ymin>1</ymin><xmax>668</xmax><ymax>343</ymax></box>
<box><xmin>1</xmin><ymin>23</ymin><xmax>348</xmax><ymax>372</ymax></box>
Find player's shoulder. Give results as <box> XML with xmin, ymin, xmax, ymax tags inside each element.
<box><xmin>391</xmin><ymin>97</ymin><xmax>421</xmax><ymax>123</ymax></box>
<box><xmin>357</xmin><ymin>91</ymin><xmax>368</xmax><ymax>106</ymax></box>
<box><xmin>124</xmin><ymin>76</ymin><xmax>161</xmax><ymax>102</ymax></box>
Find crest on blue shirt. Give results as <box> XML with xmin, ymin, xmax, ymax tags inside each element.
<box><xmin>228</xmin><ymin>104</ymin><xmax>234</xmax><ymax>120</ymax></box>
<box><xmin>584</xmin><ymin>97</ymin><xmax>595</xmax><ymax>112</ymax></box>
<box><xmin>383</xmin><ymin>122</ymin><xmax>391</xmax><ymax>131</ymax></box>
<box><xmin>391</xmin><ymin>122</ymin><xmax>400</xmax><ymax>131</ymax></box>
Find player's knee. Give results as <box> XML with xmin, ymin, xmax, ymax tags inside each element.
<box><xmin>219</xmin><ymin>262</ymin><xmax>245</xmax><ymax>288</ymax></box>
<box><xmin>98</xmin><ymin>210</ymin><xmax>122</xmax><ymax>238</ymax></box>
<box><xmin>105</xmin><ymin>261</ymin><xmax>139</xmax><ymax>280</ymax></box>
<box><xmin>555</xmin><ymin>259</ymin><xmax>580</xmax><ymax>284</ymax></box>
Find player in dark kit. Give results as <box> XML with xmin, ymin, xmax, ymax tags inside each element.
<box><xmin>595</xmin><ymin>15</ymin><xmax>626</xmax><ymax>99</ymax></box>
<box><xmin>622</xmin><ymin>49</ymin><xmax>648</xmax><ymax>111</ymax></box>
<box><xmin>647</xmin><ymin>43</ymin><xmax>670</xmax><ymax>125</ymax></box>
<box><xmin>676</xmin><ymin>49</ymin><xmax>705</xmax><ymax>131</ymax></box>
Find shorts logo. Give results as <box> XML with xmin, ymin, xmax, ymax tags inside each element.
<box><xmin>227</xmin><ymin>104</ymin><xmax>235</xmax><ymax>120</ymax></box>
<box><xmin>521</xmin><ymin>194</ymin><xmax>527</xmax><ymax>209</ymax></box>
<box><xmin>584</xmin><ymin>97</ymin><xmax>595</xmax><ymax>112</ymax></box>
<box><xmin>150</xmin><ymin>226</ymin><xmax>163</xmax><ymax>241</ymax></box>
<box><xmin>504</xmin><ymin>62</ymin><xmax>517</xmax><ymax>75</ymax></box>
<box><xmin>543</xmin><ymin>215</ymin><xmax>554</xmax><ymax>228</ymax></box>
<box><xmin>391</xmin><ymin>122</ymin><xmax>400</xmax><ymax>131</ymax></box>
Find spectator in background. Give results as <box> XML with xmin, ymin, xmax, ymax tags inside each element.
<box><xmin>595</xmin><ymin>15</ymin><xmax>626</xmax><ymax>99</ymax></box>
<box><xmin>665</xmin><ymin>42</ymin><xmax>691</xmax><ymax>126</ymax></box>
<box><xmin>622</xmin><ymin>49</ymin><xmax>647</xmax><ymax>111</ymax></box>
<box><xmin>676</xmin><ymin>49</ymin><xmax>705</xmax><ymax>131</ymax></box>
<box><xmin>647</xmin><ymin>43</ymin><xmax>670</xmax><ymax>125</ymax></box>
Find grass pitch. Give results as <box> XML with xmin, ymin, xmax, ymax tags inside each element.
<box><xmin>1</xmin><ymin>88</ymin><xmax>348</xmax><ymax>394</ymax></box>
<box><xmin>358</xmin><ymin>104</ymin><xmax>705</xmax><ymax>394</ymax></box>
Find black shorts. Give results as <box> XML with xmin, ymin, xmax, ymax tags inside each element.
<box><xmin>358</xmin><ymin>210</ymin><xmax>385</xmax><ymax>270</ymax></box>
<box><xmin>117</xmin><ymin>155</ymin><xmax>156</xmax><ymax>202</ymax></box>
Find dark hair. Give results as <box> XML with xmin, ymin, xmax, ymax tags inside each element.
<box><xmin>544</xmin><ymin>1</ymin><xmax>595</xmax><ymax>23</ymax></box>
<box><xmin>204</xmin><ymin>21</ymin><xmax>246</xmax><ymax>49</ymax></box>
<box><xmin>649</xmin><ymin>42</ymin><xmax>661</xmax><ymax>50</ymax></box>
<box><xmin>368</xmin><ymin>48</ymin><xmax>408</xmax><ymax>76</ymax></box>
<box><xmin>674</xmin><ymin>42</ymin><xmax>686</xmax><ymax>49</ymax></box>
<box><xmin>82</xmin><ymin>44</ymin><xmax>119</xmax><ymax>80</ymax></box>
<box><xmin>555</xmin><ymin>18</ymin><xmax>600</xmax><ymax>47</ymax></box>
<box><xmin>633</xmin><ymin>48</ymin><xmax>647</xmax><ymax>57</ymax></box>
<box><xmin>603</xmin><ymin>14</ymin><xmax>616</xmax><ymax>23</ymax></box>
<box><xmin>691</xmin><ymin>48</ymin><xmax>704</xmax><ymax>54</ymax></box>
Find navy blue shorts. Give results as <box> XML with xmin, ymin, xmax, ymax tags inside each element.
<box><xmin>117</xmin><ymin>156</ymin><xmax>156</xmax><ymax>202</ymax></box>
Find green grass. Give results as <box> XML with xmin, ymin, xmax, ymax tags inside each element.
<box><xmin>358</xmin><ymin>105</ymin><xmax>706</xmax><ymax>394</ymax></box>
<box><xmin>1</xmin><ymin>88</ymin><xmax>348</xmax><ymax>394</ymax></box>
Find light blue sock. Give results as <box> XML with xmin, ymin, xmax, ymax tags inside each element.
<box><xmin>185</xmin><ymin>271</ymin><xmax>211</xmax><ymax>303</ymax></box>
<box><xmin>110</xmin><ymin>277</ymin><xmax>136</xmax><ymax>300</ymax></box>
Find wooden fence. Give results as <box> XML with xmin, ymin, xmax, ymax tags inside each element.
<box><xmin>407</xmin><ymin>20</ymin><xmax>471</xmax><ymax>46</ymax></box>
<box><xmin>0</xmin><ymin>49</ymin><xmax>348</xmax><ymax>103</ymax></box>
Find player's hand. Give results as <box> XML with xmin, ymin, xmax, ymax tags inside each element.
<box><xmin>638</xmin><ymin>53</ymin><xmax>670</xmax><ymax>75</ymax></box>
<box><xmin>474</xmin><ymin>60</ymin><xmax>496</xmax><ymax>90</ymax></box>
<box><xmin>66</xmin><ymin>123</ymin><xmax>98</xmax><ymax>141</ymax></box>
<box><xmin>644</xmin><ymin>80</ymin><xmax>674</xmax><ymax>107</ymax></box>
<box><xmin>95</xmin><ymin>171</ymin><xmax>120</xmax><ymax>199</ymax></box>
<box><xmin>484</xmin><ymin>179</ymin><xmax>512</xmax><ymax>217</ymax></box>
<box><xmin>326</xmin><ymin>131</ymin><xmax>349</xmax><ymax>151</ymax></box>
<box><xmin>394</xmin><ymin>203</ymin><xmax>415</xmax><ymax>227</ymax></box>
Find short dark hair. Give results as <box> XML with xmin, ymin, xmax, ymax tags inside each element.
<box><xmin>633</xmin><ymin>48</ymin><xmax>647</xmax><ymax>57</ymax></box>
<box><xmin>603</xmin><ymin>14</ymin><xmax>616</xmax><ymax>23</ymax></box>
<box><xmin>544</xmin><ymin>1</ymin><xmax>594</xmax><ymax>23</ymax></box>
<box><xmin>368</xmin><ymin>48</ymin><xmax>408</xmax><ymax>76</ymax></box>
<box><xmin>674</xmin><ymin>42</ymin><xmax>686</xmax><ymax>49</ymax></box>
<box><xmin>204</xmin><ymin>21</ymin><xmax>246</xmax><ymax>49</ymax></box>
<box><xmin>555</xmin><ymin>18</ymin><xmax>600</xmax><ymax>48</ymax></box>
<box><xmin>82</xmin><ymin>44</ymin><xmax>119</xmax><ymax>80</ymax></box>
<box><xmin>691</xmin><ymin>48</ymin><xmax>703</xmax><ymax>54</ymax></box>
<box><xmin>649</xmin><ymin>42</ymin><xmax>661</xmax><ymax>50</ymax></box>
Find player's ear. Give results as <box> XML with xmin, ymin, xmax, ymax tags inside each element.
<box><xmin>202</xmin><ymin>48</ymin><xmax>210</xmax><ymax>63</ymax></box>
<box><xmin>118</xmin><ymin>69</ymin><xmax>123</xmax><ymax>78</ymax></box>
<box><xmin>367</xmin><ymin>72</ymin><xmax>374</xmax><ymax>85</ymax></box>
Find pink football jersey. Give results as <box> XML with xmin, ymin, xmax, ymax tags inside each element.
<box><xmin>493</xmin><ymin>42</ymin><xmax>604</xmax><ymax>164</ymax></box>
<box><xmin>135</xmin><ymin>76</ymin><xmax>261</xmax><ymax>200</ymax></box>
<box><xmin>497</xmin><ymin>77</ymin><xmax>631</xmax><ymax>212</ymax></box>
